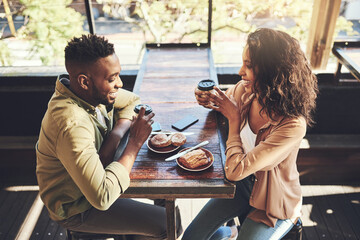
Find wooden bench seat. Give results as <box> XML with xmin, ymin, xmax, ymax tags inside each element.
<box><xmin>0</xmin><ymin>136</ymin><xmax>38</xmax><ymax>185</ymax></box>
<box><xmin>298</xmin><ymin>134</ymin><xmax>360</xmax><ymax>184</ymax></box>
<box><xmin>0</xmin><ymin>136</ymin><xmax>38</xmax><ymax>150</ymax></box>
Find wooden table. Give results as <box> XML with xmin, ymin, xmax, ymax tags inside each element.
<box><xmin>117</xmin><ymin>47</ymin><xmax>235</xmax><ymax>240</ymax></box>
<box><xmin>332</xmin><ymin>40</ymin><xmax>360</xmax><ymax>82</ymax></box>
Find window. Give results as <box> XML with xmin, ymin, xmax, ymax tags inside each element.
<box><xmin>0</xmin><ymin>0</ymin><xmax>358</xmax><ymax>71</ymax></box>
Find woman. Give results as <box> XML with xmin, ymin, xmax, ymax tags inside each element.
<box><xmin>182</xmin><ymin>28</ymin><xmax>318</xmax><ymax>240</ymax></box>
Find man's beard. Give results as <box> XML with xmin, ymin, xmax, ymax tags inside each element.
<box><xmin>100</xmin><ymin>99</ymin><xmax>113</xmax><ymax>106</ymax></box>
<box><xmin>92</xmin><ymin>87</ymin><xmax>112</xmax><ymax>106</ymax></box>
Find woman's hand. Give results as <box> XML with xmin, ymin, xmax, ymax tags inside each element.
<box><xmin>208</xmin><ymin>87</ymin><xmax>241</xmax><ymax>123</ymax></box>
<box><xmin>194</xmin><ymin>87</ymin><xmax>212</xmax><ymax>109</ymax></box>
<box><xmin>128</xmin><ymin>106</ymin><xmax>155</xmax><ymax>148</ymax></box>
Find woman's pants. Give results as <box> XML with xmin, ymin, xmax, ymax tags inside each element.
<box><xmin>182</xmin><ymin>175</ymin><xmax>294</xmax><ymax>240</ymax></box>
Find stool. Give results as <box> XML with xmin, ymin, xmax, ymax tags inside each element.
<box><xmin>281</xmin><ymin>218</ymin><xmax>303</xmax><ymax>240</ymax></box>
<box><xmin>66</xmin><ymin>229</ymin><xmax>126</xmax><ymax>240</ymax></box>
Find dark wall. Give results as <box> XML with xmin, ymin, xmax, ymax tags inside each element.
<box><xmin>1</xmin><ymin>73</ymin><xmax>359</xmax><ymax>136</ymax></box>
<box><xmin>0</xmin><ymin>75</ymin><xmax>136</xmax><ymax>136</ymax></box>
<box><xmin>309</xmin><ymin>84</ymin><xmax>360</xmax><ymax>134</ymax></box>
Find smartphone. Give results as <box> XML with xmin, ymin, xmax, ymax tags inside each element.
<box><xmin>152</xmin><ymin>122</ymin><xmax>161</xmax><ymax>132</ymax></box>
<box><xmin>172</xmin><ymin>115</ymin><xmax>199</xmax><ymax>131</ymax></box>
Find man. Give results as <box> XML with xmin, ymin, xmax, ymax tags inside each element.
<box><xmin>36</xmin><ymin>34</ymin><xmax>175</xmax><ymax>239</ymax></box>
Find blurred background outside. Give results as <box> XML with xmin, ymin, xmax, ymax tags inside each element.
<box><xmin>0</xmin><ymin>0</ymin><xmax>359</xmax><ymax>72</ymax></box>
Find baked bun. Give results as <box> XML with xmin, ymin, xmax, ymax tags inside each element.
<box><xmin>171</xmin><ymin>133</ymin><xmax>186</xmax><ymax>146</ymax></box>
<box><xmin>178</xmin><ymin>149</ymin><xmax>209</xmax><ymax>169</ymax></box>
<box><xmin>150</xmin><ymin>134</ymin><xmax>172</xmax><ymax>148</ymax></box>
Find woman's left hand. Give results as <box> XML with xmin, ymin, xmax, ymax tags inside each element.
<box><xmin>208</xmin><ymin>87</ymin><xmax>241</xmax><ymax>123</ymax></box>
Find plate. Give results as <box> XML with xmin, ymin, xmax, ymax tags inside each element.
<box><xmin>147</xmin><ymin>134</ymin><xmax>180</xmax><ymax>154</ymax></box>
<box><xmin>176</xmin><ymin>147</ymin><xmax>214</xmax><ymax>172</ymax></box>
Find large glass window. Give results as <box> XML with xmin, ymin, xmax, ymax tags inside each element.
<box><xmin>327</xmin><ymin>0</ymin><xmax>360</xmax><ymax>73</ymax></box>
<box><xmin>211</xmin><ymin>0</ymin><xmax>315</xmax><ymax>67</ymax></box>
<box><xmin>338</xmin><ymin>0</ymin><xmax>360</xmax><ymax>40</ymax></box>
<box><xmin>0</xmin><ymin>0</ymin><xmax>358</xmax><ymax>70</ymax></box>
<box><xmin>1</xmin><ymin>0</ymin><xmax>85</xmax><ymax>67</ymax></box>
<box><xmin>211</xmin><ymin>0</ymin><xmax>359</xmax><ymax>71</ymax></box>
<box><xmin>93</xmin><ymin>0</ymin><xmax>210</xmax><ymax>67</ymax></box>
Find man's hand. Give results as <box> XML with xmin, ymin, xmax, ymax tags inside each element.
<box><xmin>128</xmin><ymin>106</ymin><xmax>155</xmax><ymax>147</ymax></box>
<box><xmin>118</xmin><ymin>106</ymin><xmax>155</xmax><ymax>173</ymax></box>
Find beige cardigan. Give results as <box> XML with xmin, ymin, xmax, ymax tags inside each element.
<box><xmin>224</xmin><ymin>81</ymin><xmax>304</xmax><ymax>227</ymax></box>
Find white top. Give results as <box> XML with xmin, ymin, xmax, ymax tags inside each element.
<box><xmin>240</xmin><ymin>119</ymin><xmax>257</xmax><ymax>153</ymax></box>
<box><xmin>95</xmin><ymin>107</ymin><xmax>106</xmax><ymax>127</ymax></box>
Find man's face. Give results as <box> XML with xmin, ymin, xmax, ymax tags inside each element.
<box><xmin>86</xmin><ymin>54</ymin><xmax>123</xmax><ymax>106</ymax></box>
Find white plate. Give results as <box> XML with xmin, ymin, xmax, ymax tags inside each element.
<box><xmin>147</xmin><ymin>134</ymin><xmax>180</xmax><ymax>154</ymax></box>
<box><xmin>176</xmin><ymin>147</ymin><xmax>214</xmax><ymax>172</ymax></box>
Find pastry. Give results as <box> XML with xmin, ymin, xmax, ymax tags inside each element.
<box><xmin>178</xmin><ymin>149</ymin><xmax>209</xmax><ymax>169</ymax></box>
<box><xmin>171</xmin><ymin>133</ymin><xmax>187</xmax><ymax>146</ymax></box>
<box><xmin>150</xmin><ymin>133</ymin><xmax>172</xmax><ymax>148</ymax></box>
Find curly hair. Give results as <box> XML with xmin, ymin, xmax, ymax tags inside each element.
<box><xmin>65</xmin><ymin>34</ymin><xmax>115</xmax><ymax>64</ymax></box>
<box><xmin>247</xmin><ymin>28</ymin><xmax>318</xmax><ymax>126</ymax></box>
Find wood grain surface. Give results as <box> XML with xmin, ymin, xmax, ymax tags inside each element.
<box><xmin>122</xmin><ymin>47</ymin><xmax>234</xmax><ymax>199</ymax></box>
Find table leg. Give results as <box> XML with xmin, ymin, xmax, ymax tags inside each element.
<box><xmin>165</xmin><ymin>199</ymin><xmax>176</xmax><ymax>240</ymax></box>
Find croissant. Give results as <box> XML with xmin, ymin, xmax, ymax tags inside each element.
<box><xmin>178</xmin><ymin>149</ymin><xmax>209</xmax><ymax>169</ymax></box>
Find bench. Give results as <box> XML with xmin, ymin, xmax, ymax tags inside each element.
<box><xmin>298</xmin><ymin>134</ymin><xmax>360</xmax><ymax>184</ymax></box>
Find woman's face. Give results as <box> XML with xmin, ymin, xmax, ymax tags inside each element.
<box><xmin>239</xmin><ymin>45</ymin><xmax>256</xmax><ymax>91</ymax></box>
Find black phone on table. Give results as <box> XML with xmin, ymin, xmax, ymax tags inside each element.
<box><xmin>171</xmin><ymin>115</ymin><xmax>199</xmax><ymax>131</ymax></box>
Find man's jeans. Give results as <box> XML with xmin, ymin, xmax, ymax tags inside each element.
<box><xmin>58</xmin><ymin>198</ymin><xmax>182</xmax><ymax>240</ymax></box>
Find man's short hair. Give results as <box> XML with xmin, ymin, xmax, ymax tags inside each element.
<box><xmin>65</xmin><ymin>34</ymin><xmax>115</xmax><ymax>64</ymax></box>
